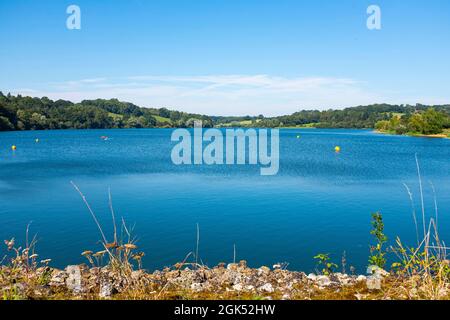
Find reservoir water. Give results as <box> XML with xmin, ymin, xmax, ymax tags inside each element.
<box><xmin>0</xmin><ymin>128</ymin><xmax>449</xmax><ymax>273</ymax></box>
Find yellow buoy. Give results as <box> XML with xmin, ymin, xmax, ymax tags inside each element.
<box><xmin>335</xmin><ymin>146</ymin><xmax>341</xmax><ymax>153</ymax></box>
<box><xmin>11</xmin><ymin>145</ymin><xmax>17</xmax><ymax>151</ymax></box>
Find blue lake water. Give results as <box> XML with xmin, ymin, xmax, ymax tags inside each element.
<box><xmin>0</xmin><ymin>128</ymin><xmax>449</xmax><ymax>273</ymax></box>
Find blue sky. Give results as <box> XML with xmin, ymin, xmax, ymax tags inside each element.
<box><xmin>1</xmin><ymin>0</ymin><xmax>449</xmax><ymax>116</ymax></box>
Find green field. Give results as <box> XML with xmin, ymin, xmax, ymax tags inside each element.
<box><xmin>153</xmin><ymin>115</ymin><xmax>172</xmax><ymax>124</ymax></box>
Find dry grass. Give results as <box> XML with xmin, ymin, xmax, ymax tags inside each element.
<box><xmin>71</xmin><ymin>182</ymin><xmax>145</xmax><ymax>275</ymax></box>
<box><xmin>384</xmin><ymin>154</ymin><xmax>450</xmax><ymax>299</ymax></box>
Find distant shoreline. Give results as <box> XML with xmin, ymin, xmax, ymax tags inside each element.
<box><xmin>374</xmin><ymin>129</ymin><xmax>450</xmax><ymax>139</ymax></box>
<box><xmin>2</xmin><ymin>127</ymin><xmax>449</xmax><ymax>135</ymax></box>
<box><xmin>1</xmin><ymin>93</ymin><xmax>449</xmax><ymax>132</ymax></box>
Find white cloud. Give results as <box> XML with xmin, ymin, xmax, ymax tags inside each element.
<box><xmin>9</xmin><ymin>75</ymin><xmax>382</xmax><ymax>116</ymax></box>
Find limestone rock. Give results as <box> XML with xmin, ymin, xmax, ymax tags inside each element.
<box><xmin>257</xmin><ymin>266</ymin><xmax>270</xmax><ymax>276</ymax></box>
<box><xmin>232</xmin><ymin>283</ymin><xmax>243</xmax><ymax>291</ymax></box>
<box><xmin>366</xmin><ymin>275</ymin><xmax>381</xmax><ymax>290</ymax></box>
<box><xmin>307</xmin><ymin>273</ymin><xmax>317</xmax><ymax>281</ymax></box>
<box><xmin>50</xmin><ymin>270</ymin><xmax>67</xmax><ymax>287</ymax></box>
<box><xmin>99</xmin><ymin>281</ymin><xmax>114</xmax><ymax>298</ymax></box>
<box><xmin>66</xmin><ymin>265</ymin><xmax>82</xmax><ymax>293</ymax></box>
<box><xmin>316</xmin><ymin>275</ymin><xmax>332</xmax><ymax>287</ymax></box>
<box><xmin>356</xmin><ymin>275</ymin><xmax>367</xmax><ymax>282</ymax></box>
<box><xmin>258</xmin><ymin>283</ymin><xmax>274</xmax><ymax>293</ymax></box>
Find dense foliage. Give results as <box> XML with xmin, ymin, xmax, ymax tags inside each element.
<box><xmin>214</xmin><ymin>104</ymin><xmax>450</xmax><ymax>129</ymax></box>
<box><xmin>1</xmin><ymin>92</ymin><xmax>449</xmax><ymax>132</ymax></box>
<box><xmin>375</xmin><ymin>108</ymin><xmax>450</xmax><ymax>135</ymax></box>
<box><xmin>0</xmin><ymin>92</ymin><xmax>213</xmax><ymax>131</ymax></box>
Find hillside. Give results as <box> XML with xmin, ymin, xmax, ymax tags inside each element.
<box><xmin>1</xmin><ymin>92</ymin><xmax>449</xmax><ymax>131</ymax></box>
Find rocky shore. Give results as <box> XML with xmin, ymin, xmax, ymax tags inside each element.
<box><xmin>2</xmin><ymin>260</ymin><xmax>446</xmax><ymax>300</ymax></box>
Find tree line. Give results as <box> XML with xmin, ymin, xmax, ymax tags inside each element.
<box><xmin>1</xmin><ymin>92</ymin><xmax>449</xmax><ymax>132</ymax></box>
<box><xmin>0</xmin><ymin>92</ymin><xmax>213</xmax><ymax>131</ymax></box>
<box><xmin>214</xmin><ymin>104</ymin><xmax>450</xmax><ymax>130</ymax></box>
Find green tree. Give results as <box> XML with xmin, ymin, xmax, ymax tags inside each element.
<box><xmin>159</xmin><ymin>108</ymin><xmax>171</xmax><ymax>118</ymax></box>
<box><xmin>421</xmin><ymin>108</ymin><xmax>446</xmax><ymax>134</ymax></box>
<box><xmin>408</xmin><ymin>113</ymin><xmax>425</xmax><ymax>133</ymax></box>
<box><xmin>375</xmin><ymin>120</ymin><xmax>389</xmax><ymax>131</ymax></box>
<box><xmin>0</xmin><ymin>116</ymin><xmax>14</xmax><ymax>130</ymax></box>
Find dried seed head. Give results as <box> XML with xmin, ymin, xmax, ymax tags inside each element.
<box><xmin>132</xmin><ymin>252</ymin><xmax>145</xmax><ymax>260</ymax></box>
<box><xmin>30</xmin><ymin>254</ymin><xmax>39</xmax><ymax>259</ymax></box>
<box><xmin>105</xmin><ymin>242</ymin><xmax>118</xmax><ymax>249</ymax></box>
<box><xmin>40</xmin><ymin>259</ymin><xmax>52</xmax><ymax>264</ymax></box>
<box><xmin>81</xmin><ymin>250</ymin><xmax>93</xmax><ymax>256</ymax></box>
<box><xmin>4</xmin><ymin>238</ymin><xmax>15</xmax><ymax>250</ymax></box>
<box><xmin>124</xmin><ymin>243</ymin><xmax>137</xmax><ymax>250</ymax></box>
<box><xmin>93</xmin><ymin>250</ymin><xmax>107</xmax><ymax>257</ymax></box>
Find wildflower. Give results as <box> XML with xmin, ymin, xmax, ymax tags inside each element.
<box><xmin>30</xmin><ymin>254</ymin><xmax>39</xmax><ymax>259</ymax></box>
<box><xmin>81</xmin><ymin>250</ymin><xmax>93</xmax><ymax>256</ymax></box>
<box><xmin>40</xmin><ymin>259</ymin><xmax>52</xmax><ymax>265</ymax></box>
